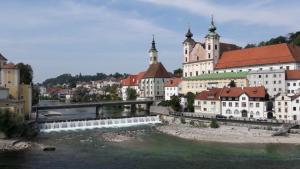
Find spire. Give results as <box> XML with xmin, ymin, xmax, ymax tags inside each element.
<box><xmin>185</xmin><ymin>27</ymin><xmax>193</xmax><ymax>38</ymax></box>
<box><xmin>149</xmin><ymin>34</ymin><xmax>158</xmax><ymax>53</ymax></box>
<box><xmin>208</xmin><ymin>14</ymin><xmax>217</xmax><ymax>33</ymax></box>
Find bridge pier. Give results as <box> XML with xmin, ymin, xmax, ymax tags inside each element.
<box><xmin>96</xmin><ymin>106</ymin><xmax>103</xmax><ymax>119</ymax></box>
<box><xmin>131</xmin><ymin>104</ymin><xmax>136</xmax><ymax>113</ymax></box>
<box><xmin>146</xmin><ymin>103</ymin><xmax>151</xmax><ymax>112</ymax></box>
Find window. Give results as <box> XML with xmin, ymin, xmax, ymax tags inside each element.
<box><xmin>287</xmin><ymin>83</ymin><xmax>290</xmax><ymax>86</ymax></box>
<box><xmin>285</xmin><ymin>108</ymin><xmax>288</xmax><ymax>112</ymax></box>
<box><xmin>278</xmin><ymin>80</ymin><xmax>281</xmax><ymax>84</ymax></box>
<box><xmin>204</xmin><ymin>101</ymin><xmax>207</xmax><ymax>105</ymax></box>
<box><xmin>234</xmin><ymin>110</ymin><xmax>239</xmax><ymax>115</ymax></box>
<box><xmin>223</xmin><ymin>102</ymin><xmax>226</xmax><ymax>106</ymax></box>
<box><xmin>208</xmin><ymin>44</ymin><xmax>211</xmax><ymax>50</ymax></box>
<box><xmin>242</xmin><ymin>97</ymin><xmax>246</xmax><ymax>100</ymax></box>
<box><xmin>229</xmin><ymin>102</ymin><xmax>232</xmax><ymax>107</ymax></box>
<box><xmin>226</xmin><ymin>109</ymin><xmax>231</xmax><ymax>114</ymax></box>
<box><xmin>242</xmin><ymin>102</ymin><xmax>247</xmax><ymax>107</ymax></box>
<box><xmin>208</xmin><ymin>53</ymin><xmax>211</xmax><ymax>59</ymax></box>
<box><xmin>185</xmin><ymin>49</ymin><xmax>187</xmax><ymax>54</ymax></box>
<box><xmin>285</xmin><ymin>102</ymin><xmax>288</xmax><ymax>106</ymax></box>
<box><xmin>185</xmin><ymin>73</ymin><xmax>187</xmax><ymax>77</ymax></box>
<box><xmin>273</xmin><ymin>74</ymin><xmax>277</xmax><ymax>78</ymax></box>
<box><xmin>286</xmin><ymin>66</ymin><xmax>290</xmax><ymax>70</ymax></box>
<box><xmin>273</xmin><ymin>81</ymin><xmax>276</xmax><ymax>84</ymax></box>
<box><xmin>278</xmin><ymin>108</ymin><xmax>281</xmax><ymax>112</ymax></box>
<box><xmin>250</xmin><ymin>103</ymin><xmax>253</xmax><ymax>107</ymax></box>
<box><xmin>294</xmin><ymin>83</ymin><xmax>296</xmax><ymax>86</ymax></box>
<box><xmin>190</xmin><ymin>72</ymin><xmax>192</xmax><ymax>76</ymax></box>
<box><xmin>293</xmin><ymin>107</ymin><xmax>296</xmax><ymax>111</ymax></box>
<box><xmin>259</xmin><ymin>68</ymin><xmax>263</xmax><ymax>70</ymax></box>
<box><xmin>215</xmin><ymin>44</ymin><xmax>217</xmax><ymax>50</ymax></box>
<box><xmin>185</xmin><ymin>57</ymin><xmax>187</xmax><ymax>62</ymax></box>
<box><xmin>258</xmin><ymin>75</ymin><xmax>262</xmax><ymax>78</ymax></box>
<box><xmin>282</xmin><ymin>96</ymin><xmax>284</xmax><ymax>100</ymax></box>
<box><xmin>265</xmin><ymin>75</ymin><xmax>268</xmax><ymax>78</ymax></box>
<box><xmin>235</xmin><ymin>102</ymin><xmax>239</xmax><ymax>107</ymax></box>
<box><xmin>196</xmin><ymin>71</ymin><xmax>198</xmax><ymax>76</ymax></box>
<box><xmin>256</xmin><ymin>111</ymin><xmax>260</xmax><ymax>116</ymax></box>
<box><xmin>256</xmin><ymin>103</ymin><xmax>259</xmax><ymax>107</ymax></box>
<box><xmin>296</xmin><ymin>100</ymin><xmax>299</xmax><ymax>103</ymax></box>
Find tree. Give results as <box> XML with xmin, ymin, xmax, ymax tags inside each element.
<box><xmin>0</xmin><ymin>109</ymin><xmax>24</xmax><ymax>138</ymax></box>
<box><xmin>173</xmin><ymin>68</ymin><xmax>183</xmax><ymax>77</ymax></box>
<box><xmin>72</xmin><ymin>87</ymin><xmax>90</xmax><ymax>102</ymax></box>
<box><xmin>228</xmin><ymin>80</ymin><xmax>236</xmax><ymax>88</ymax></box>
<box><xmin>32</xmin><ymin>85</ymin><xmax>40</xmax><ymax>106</ymax></box>
<box><xmin>244</xmin><ymin>44</ymin><xmax>256</xmax><ymax>48</ymax></box>
<box><xmin>170</xmin><ymin>95</ymin><xmax>181</xmax><ymax>112</ymax></box>
<box><xmin>126</xmin><ymin>88</ymin><xmax>137</xmax><ymax>100</ymax></box>
<box><xmin>186</xmin><ymin>92</ymin><xmax>195</xmax><ymax>112</ymax></box>
<box><xmin>17</xmin><ymin>63</ymin><xmax>33</xmax><ymax>84</ymax></box>
<box><xmin>210</xmin><ymin>119</ymin><xmax>219</xmax><ymax>128</ymax></box>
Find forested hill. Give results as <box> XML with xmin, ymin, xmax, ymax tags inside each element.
<box><xmin>244</xmin><ymin>31</ymin><xmax>300</xmax><ymax>48</ymax></box>
<box><xmin>42</xmin><ymin>72</ymin><xmax>128</xmax><ymax>86</ymax></box>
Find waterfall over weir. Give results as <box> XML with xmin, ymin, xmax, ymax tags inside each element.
<box><xmin>39</xmin><ymin>116</ymin><xmax>161</xmax><ymax>132</ymax></box>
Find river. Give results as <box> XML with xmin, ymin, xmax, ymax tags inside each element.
<box><xmin>1</xmin><ymin>101</ymin><xmax>300</xmax><ymax>169</ymax></box>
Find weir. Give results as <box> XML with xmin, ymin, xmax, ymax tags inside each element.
<box><xmin>39</xmin><ymin>115</ymin><xmax>161</xmax><ymax>132</ymax></box>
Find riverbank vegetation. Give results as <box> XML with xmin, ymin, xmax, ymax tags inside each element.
<box><xmin>158</xmin><ymin>96</ymin><xmax>181</xmax><ymax>112</ymax></box>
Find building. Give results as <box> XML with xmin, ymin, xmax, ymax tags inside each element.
<box><xmin>181</xmin><ymin>72</ymin><xmax>248</xmax><ymax>94</ymax></box>
<box><xmin>139</xmin><ymin>37</ymin><xmax>171</xmax><ymax>100</ymax></box>
<box><xmin>285</xmin><ymin>70</ymin><xmax>300</xmax><ymax>95</ymax></box>
<box><xmin>164</xmin><ymin>77</ymin><xmax>182</xmax><ymax>100</ymax></box>
<box><xmin>182</xmin><ymin>17</ymin><xmax>240</xmax><ymax>78</ymax></box>
<box><xmin>247</xmin><ymin>69</ymin><xmax>285</xmax><ymax>97</ymax></box>
<box><xmin>194</xmin><ymin>88</ymin><xmax>222</xmax><ymax>114</ymax></box>
<box><xmin>220</xmin><ymin>86</ymin><xmax>268</xmax><ymax>119</ymax></box>
<box><xmin>274</xmin><ymin>93</ymin><xmax>300</xmax><ymax>120</ymax></box>
<box><xmin>0</xmin><ymin>53</ymin><xmax>32</xmax><ymax>117</ymax></box>
<box><xmin>120</xmin><ymin>71</ymin><xmax>145</xmax><ymax>100</ymax></box>
<box><xmin>215</xmin><ymin>43</ymin><xmax>300</xmax><ymax>73</ymax></box>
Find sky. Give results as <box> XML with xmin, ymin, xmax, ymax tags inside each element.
<box><xmin>0</xmin><ymin>0</ymin><xmax>299</xmax><ymax>83</ymax></box>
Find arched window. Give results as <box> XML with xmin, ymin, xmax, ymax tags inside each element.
<box><xmin>234</xmin><ymin>110</ymin><xmax>239</xmax><ymax>115</ymax></box>
<box><xmin>256</xmin><ymin>111</ymin><xmax>260</xmax><ymax>116</ymax></box>
<box><xmin>226</xmin><ymin>109</ymin><xmax>231</xmax><ymax>114</ymax></box>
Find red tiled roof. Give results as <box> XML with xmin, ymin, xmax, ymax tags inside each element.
<box><xmin>220</xmin><ymin>86</ymin><xmax>266</xmax><ymax>98</ymax></box>
<box><xmin>165</xmin><ymin>77</ymin><xmax>182</xmax><ymax>87</ymax></box>
<box><xmin>143</xmin><ymin>62</ymin><xmax>171</xmax><ymax>79</ymax></box>
<box><xmin>2</xmin><ymin>63</ymin><xmax>17</xmax><ymax>69</ymax></box>
<box><xmin>286</xmin><ymin>70</ymin><xmax>300</xmax><ymax>80</ymax></box>
<box><xmin>121</xmin><ymin>71</ymin><xmax>146</xmax><ymax>86</ymax></box>
<box><xmin>216</xmin><ymin>43</ymin><xmax>300</xmax><ymax>69</ymax></box>
<box><xmin>195</xmin><ymin>88</ymin><xmax>223</xmax><ymax>100</ymax></box>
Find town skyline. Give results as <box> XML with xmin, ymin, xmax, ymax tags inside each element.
<box><xmin>0</xmin><ymin>0</ymin><xmax>299</xmax><ymax>82</ymax></box>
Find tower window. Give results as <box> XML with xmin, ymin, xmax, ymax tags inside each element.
<box><xmin>185</xmin><ymin>57</ymin><xmax>187</xmax><ymax>62</ymax></box>
<box><xmin>208</xmin><ymin>44</ymin><xmax>211</xmax><ymax>50</ymax></box>
<box><xmin>185</xmin><ymin>49</ymin><xmax>187</xmax><ymax>54</ymax></box>
<box><xmin>208</xmin><ymin>53</ymin><xmax>211</xmax><ymax>59</ymax></box>
<box><xmin>197</xmin><ymin>56</ymin><xmax>199</xmax><ymax>61</ymax></box>
<box><xmin>215</xmin><ymin>44</ymin><xmax>217</xmax><ymax>50</ymax></box>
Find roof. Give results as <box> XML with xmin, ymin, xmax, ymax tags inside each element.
<box><xmin>286</xmin><ymin>70</ymin><xmax>300</xmax><ymax>80</ymax></box>
<box><xmin>195</xmin><ymin>88</ymin><xmax>223</xmax><ymax>100</ymax></box>
<box><xmin>0</xmin><ymin>53</ymin><xmax>7</xmax><ymax>61</ymax></box>
<box><xmin>220</xmin><ymin>86</ymin><xmax>266</xmax><ymax>98</ymax></box>
<box><xmin>184</xmin><ymin>72</ymin><xmax>248</xmax><ymax>81</ymax></box>
<box><xmin>143</xmin><ymin>62</ymin><xmax>171</xmax><ymax>79</ymax></box>
<box><xmin>121</xmin><ymin>71</ymin><xmax>145</xmax><ymax>86</ymax></box>
<box><xmin>291</xmin><ymin>93</ymin><xmax>300</xmax><ymax>101</ymax></box>
<box><xmin>165</xmin><ymin>77</ymin><xmax>182</xmax><ymax>87</ymax></box>
<box><xmin>216</xmin><ymin>43</ymin><xmax>300</xmax><ymax>69</ymax></box>
<box><xmin>2</xmin><ymin>63</ymin><xmax>17</xmax><ymax>69</ymax></box>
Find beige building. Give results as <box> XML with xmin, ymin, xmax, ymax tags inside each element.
<box><xmin>180</xmin><ymin>72</ymin><xmax>248</xmax><ymax>94</ymax></box>
<box><xmin>194</xmin><ymin>88</ymin><xmax>222</xmax><ymax>114</ymax></box>
<box><xmin>0</xmin><ymin>53</ymin><xmax>32</xmax><ymax>118</ymax></box>
<box><xmin>274</xmin><ymin>93</ymin><xmax>300</xmax><ymax>120</ymax></box>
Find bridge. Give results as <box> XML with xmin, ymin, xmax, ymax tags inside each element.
<box><xmin>33</xmin><ymin>100</ymin><xmax>154</xmax><ymax>121</ymax></box>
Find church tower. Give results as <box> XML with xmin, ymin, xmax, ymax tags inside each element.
<box><xmin>149</xmin><ymin>35</ymin><xmax>158</xmax><ymax>65</ymax></box>
<box><xmin>183</xmin><ymin>28</ymin><xmax>195</xmax><ymax>63</ymax></box>
<box><xmin>205</xmin><ymin>15</ymin><xmax>220</xmax><ymax>66</ymax></box>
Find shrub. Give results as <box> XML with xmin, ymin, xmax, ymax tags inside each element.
<box><xmin>189</xmin><ymin>120</ymin><xmax>195</xmax><ymax>126</ymax></box>
<box><xmin>210</xmin><ymin>119</ymin><xmax>220</xmax><ymax>128</ymax></box>
<box><xmin>0</xmin><ymin>109</ymin><xmax>27</xmax><ymax>138</ymax></box>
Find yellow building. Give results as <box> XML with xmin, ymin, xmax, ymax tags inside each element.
<box><xmin>180</xmin><ymin>72</ymin><xmax>248</xmax><ymax>94</ymax></box>
<box><xmin>0</xmin><ymin>54</ymin><xmax>32</xmax><ymax>118</ymax></box>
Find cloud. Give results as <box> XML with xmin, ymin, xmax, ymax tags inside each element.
<box><xmin>138</xmin><ymin>0</ymin><xmax>300</xmax><ymax>30</ymax></box>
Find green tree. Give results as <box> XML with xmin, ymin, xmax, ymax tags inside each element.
<box><xmin>228</xmin><ymin>80</ymin><xmax>236</xmax><ymax>88</ymax></box>
<box><xmin>210</xmin><ymin>119</ymin><xmax>220</xmax><ymax>128</ymax></box>
<box><xmin>32</xmin><ymin>85</ymin><xmax>40</xmax><ymax>106</ymax></box>
<box><xmin>72</xmin><ymin>87</ymin><xmax>90</xmax><ymax>102</ymax></box>
<box><xmin>0</xmin><ymin>109</ymin><xmax>24</xmax><ymax>138</ymax></box>
<box><xmin>170</xmin><ymin>95</ymin><xmax>181</xmax><ymax>111</ymax></box>
<box><xmin>186</xmin><ymin>92</ymin><xmax>195</xmax><ymax>112</ymax></box>
<box><xmin>126</xmin><ymin>88</ymin><xmax>137</xmax><ymax>100</ymax></box>
<box><xmin>173</xmin><ymin>68</ymin><xmax>183</xmax><ymax>77</ymax></box>
<box><xmin>16</xmin><ymin>63</ymin><xmax>33</xmax><ymax>84</ymax></box>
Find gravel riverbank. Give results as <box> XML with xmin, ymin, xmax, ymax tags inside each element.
<box><xmin>156</xmin><ymin>124</ymin><xmax>300</xmax><ymax>144</ymax></box>
<box><xmin>0</xmin><ymin>139</ymin><xmax>31</xmax><ymax>152</ymax></box>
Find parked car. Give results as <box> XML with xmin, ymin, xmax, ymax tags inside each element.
<box><xmin>216</xmin><ymin>114</ymin><xmax>227</xmax><ymax>119</ymax></box>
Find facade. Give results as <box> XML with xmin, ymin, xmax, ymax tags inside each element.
<box><xmin>1</xmin><ymin>63</ymin><xmax>20</xmax><ymax>99</ymax></box>
<box><xmin>182</xmin><ymin>17</ymin><xmax>240</xmax><ymax>78</ymax></box>
<box><xmin>285</xmin><ymin>70</ymin><xmax>300</xmax><ymax>95</ymax></box>
<box><xmin>247</xmin><ymin>69</ymin><xmax>285</xmax><ymax>97</ymax></box>
<box><xmin>220</xmin><ymin>86</ymin><xmax>268</xmax><ymax>119</ymax></box>
<box><xmin>274</xmin><ymin>93</ymin><xmax>300</xmax><ymax>120</ymax></box>
<box><xmin>180</xmin><ymin>72</ymin><xmax>248</xmax><ymax>94</ymax></box>
<box><xmin>194</xmin><ymin>88</ymin><xmax>222</xmax><ymax>114</ymax></box>
<box><xmin>164</xmin><ymin>77</ymin><xmax>182</xmax><ymax>100</ymax></box>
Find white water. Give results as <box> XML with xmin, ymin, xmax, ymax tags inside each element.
<box><xmin>39</xmin><ymin>116</ymin><xmax>161</xmax><ymax>132</ymax></box>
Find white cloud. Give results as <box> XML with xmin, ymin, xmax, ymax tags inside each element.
<box><xmin>138</xmin><ymin>0</ymin><xmax>300</xmax><ymax>30</ymax></box>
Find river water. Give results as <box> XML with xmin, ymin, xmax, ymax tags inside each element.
<box><xmin>1</xmin><ymin>101</ymin><xmax>300</xmax><ymax>169</ymax></box>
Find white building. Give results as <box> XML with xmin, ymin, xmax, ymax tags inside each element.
<box><xmin>164</xmin><ymin>77</ymin><xmax>182</xmax><ymax>100</ymax></box>
<box><xmin>274</xmin><ymin>93</ymin><xmax>300</xmax><ymax>120</ymax></box>
<box><xmin>194</xmin><ymin>88</ymin><xmax>222</xmax><ymax>114</ymax></box>
<box><xmin>139</xmin><ymin>37</ymin><xmax>171</xmax><ymax>101</ymax></box>
<box><xmin>247</xmin><ymin>69</ymin><xmax>285</xmax><ymax>97</ymax></box>
<box><xmin>285</xmin><ymin>70</ymin><xmax>300</xmax><ymax>95</ymax></box>
<box><xmin>220</xmin><ymin>86</ymin><xmax>269</xmax><ymax>119</ymax></box>
<box><xmin>120</xmin><ymin>72</ymin><xmax>145</xmax><ymax>100</ymax></box>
